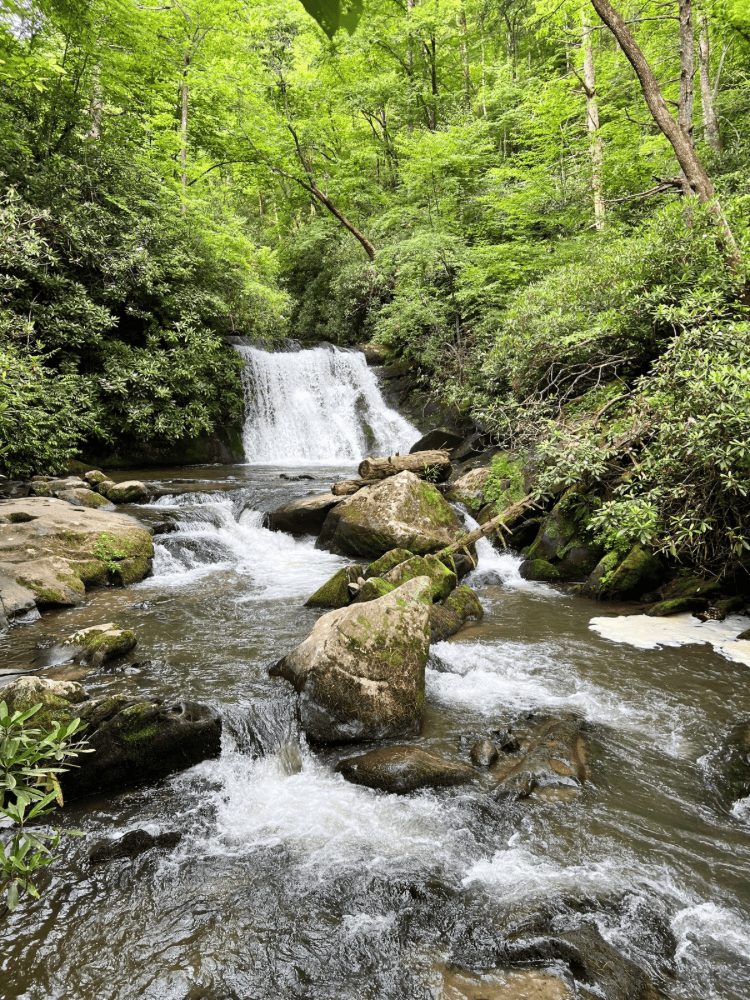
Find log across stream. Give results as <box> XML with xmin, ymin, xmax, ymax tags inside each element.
<box><xmin>1</xmin><ymin>462</ymin><xmax>750</xmax><ymax>1000</ymax></box>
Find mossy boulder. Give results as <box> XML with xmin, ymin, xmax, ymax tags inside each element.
<box><xmin>519</xmin><ymin>559</ymin><xmax>562</xmax><ymax>583</ymax></box>
<box><xmin>84</xmin><ymin>470</ymin><xmax>110</xmax><ymax>486</ymax></box>
<box><xmin>57</xmin><ymin>488</ymin><xmax>110</xmax><ymax>509</ymax></box>
<box><xmin>353</xmin><ymin>577</ymin><xmax>396</xmax><ymax>603</ymax></box>
<box><xmin>645</xmin><ymin>597</ymin><xmax>709</xmax><ymax>617</ymax></box>
<box><xmin>527</xmin><ymin>492</ymin><xmax>602</xmax><ymax>580</ymax></box>
<box><xmin>660</xmin><ymin>575</ymin><xmax>722</xmax><ymax>603</ymax></box>
<box><xmin>446</xmin><ymin>467</ymin><xmax>491</xmax><ymax>509</ymax></box>
<box><xmin>0</xmin><ymin>497</ymin><xmax>153</xmax><ymax>617</ymax></box>
<box><xmin>429</xmin><ymin>585</ymin><xmax>484</xmax><ymax>642</ymax></box>
<box><xmin>264</xmin><ymin>492</ymin><xmax>343</xmax><ymax>535</ymax></box>
<box><xmin>315</xmin><ymin>470</ymin><xmax>461</xmax><ymax>559</ymax></box>
<box><xmin>586</xmin><ymin>543</ymin><xmax>664</xmax><ymax>600</ymax></box>
<box><xmin>270</xmin><ymin>576</ymin><xmax>433</xmax><ymax>743</ymax></box>
<box><xmin>383</xmin><ymin>553</ymin><xmax>456</xmax><ymax>602</ymax></box>
<box><xmin>2</xmin><ymin>676</ymin><xmax>88</xmax><ymax>730</ymax></box>
<box><xmin>102</xmin><ymin>481</ymin><xmax>150</xmax><ymax>504</ymax></box>
<box><xmin>305</xmin><ymin>565</ymin><xmax>364</xmax><ymax>609</ymax></box>
<box><xmin>364</xmin><ymin>548</ymin><xmax>414</xmax><ymax>579</ymax></box>
<box><xmin>336</xmin><ymin>745</ymin><xmax>475</xmax><ymax>794</ymax></box>
<box><xmin>61</xmin><ymin>622</ymin><xmax>137</xmax><ymax>667</ymax></box>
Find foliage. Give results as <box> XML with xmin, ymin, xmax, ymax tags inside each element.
<box><xmin>0</xmin><ymin>701</ymin><xmax>89</xmax><ymax>914</ymax></box>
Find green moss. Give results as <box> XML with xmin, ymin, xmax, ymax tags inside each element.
<box><xmin>121</xmin><ymin>723</ymin><xmax>160</xmax><ymax>743</ymax></box>
<box><xmin>364</xmin><ymin>549</ymin><xmax>413</xmax><ymax>579</ymax></box>
<box><xmin>661</xmin><ymin>574</ymin><xmax>722</xmax><ymax>602</ymax></box>
<box><xmin>523</xmin><ymin>559</ymin><xmax>562</xmax><ymax>582</ymax></box>
<box><xmin>305</xmin><ymin>565</ymin><xmax>363</xmax><ymax>608</ymax></box>
<box><xmin>483</xmin><ymin>452</ymin><xmax>526</xmax><ymax>511</ymax></box>
<box><xmin>444</xmin><ymin>585</ymin><xmax>484</xmax><ymax>620</ymax></box>
<box><xmin>416</xmin><ymin>481</ymin><xmax>457</xmax><ymax>528</ymax></box>
<box><xmin>354</xmin><ymin>577</ymin><xmax>396</xmax><ymax>603</ymax></box>
<box><xmin>599</xmin><ymin>543</ymin><xmax>663</xmax><ymax>600</ymax></box>
<box><xmin>383</xmin><ymin>554</ymin><xmax>456</xmax><ymax>602</ymax></box>
<box><xmin>645</xmin><ymin>597</ymin><xmax>708</xmax><ymax>617</ymax></box>
<box><xmin>716</xmin><ymin>595</ymin><xmax>748</xmax><ymax>614</ymax></box>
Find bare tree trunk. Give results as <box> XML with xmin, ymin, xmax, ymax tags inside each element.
<box><xmin>87</xmin><ymin>63</ymin><xmax>102</xmax><ymax>138</ymax></box>
<box><xmin>678</xmin><ymin>0</ymin><xmax>694</xmax><ymax>142</ymax></box>
<box><xmin>180</xmin><ymin>52</ymin><xmax>189</xmax><ymax>211</ymax></box>
<box><xmin>480</xmin><ymin>17</ymin><xmax>487</xmax><ymax>116</ymax></box>
<box><xmin>582</xmin><ymin>11</ymin><xmax>605</xmax><ymax>230</ymax></box>
<box><xmin>588</xmin><ymin>0</ymin><xmax>739</xmax><ymax>261</ymax></box>
<box><xmin>459</xmin><ymin>3</ymin><xmax>471</xmax><ymax>107</ymax></box>
<box><xmin>698</xmin><ymin>11</ymin><xmax>721</xmax><ymax>151</ymax></box>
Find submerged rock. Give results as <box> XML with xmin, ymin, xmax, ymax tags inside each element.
<box><xmin>270</xmin><ymin>576</ymin><xmax>432</xmax><ymax>743</ymax></box>
<box><xmin>491</xmin><ymin>714</ymin><xmax>588</xmax><ymax>801</ymax></box>
<box><xmin>336</xmin><ymin>745</ymin><xmax>475</xmax><ymax>794</ymax></box>
<box><xmin>265</xmin><ymin>492</ymin><xmax>342</xmax><ymax>535</ymax></box>
<box><xmin>304</xmin><ymin>565</ymin><xmax>364</xmax><ymax>608</ymax></box>
<box><xmin>88</xmin><ymin>829</ymin><xmax>182</xmax><ymax>864</ymax></box>
<box><xmin>469</xmin><ymin>739</ymin><xmax>499</xmax><ymax>767</ymax></box>
<box><xmin>429</xmin><ymin>585</ymin><xmax>484</xmax><ymax>642</ymax></box>
<box><xmin>61</xmin><ymin>622</ymin><xmax>137</xmax><ymax>668</ymax></box>
<box><xmin>0</xmin><ymin>497</ymin><xmax>153</xmax><ymax>616</ymax></box>
<box><xmin>315</xmin><ymin>471</ymin><xmax>460</xmax><ymax>559</ymax></box>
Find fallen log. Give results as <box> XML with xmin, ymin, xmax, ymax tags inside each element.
<box><xmin>331</xmin><ymin>478</ymin><xmax>377</xmax><ymax>496</ymax></box>
<box><xmin>358</xmin><ymin>449</ymin><xmax>452</xmax><ymax>483</ymax></box>
<box><xmin>440</xmin><ymin>494</ymin><xmax>539</xmax><ymax>556</ymax></box>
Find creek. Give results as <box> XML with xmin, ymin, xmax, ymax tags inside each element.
<box><xmin>1</xmin><ymin>346</ymin><xmax>749</xmax><ymax>1000</ymax></box>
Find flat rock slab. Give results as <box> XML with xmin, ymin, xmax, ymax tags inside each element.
<box><xmin>336</xmin><ymin>745</ymin><xmax>476</xmax><ymax>794</ymax></box>
<box><xmin>264</xmin><ymin>493</ymin><xmax>342</xmax><ymax>535</ymax></box>
<box><xmin>0</xmin><ymin>497</ymin><xmax>153</xmax><ymax>614</ymax></box>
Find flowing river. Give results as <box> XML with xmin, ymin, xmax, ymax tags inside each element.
<box><xmin>1</xmin><ymin>347</ymin><xmax>750</xmax><ymax>1000</ymax></box>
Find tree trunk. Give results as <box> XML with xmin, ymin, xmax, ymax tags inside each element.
<box><xmin>582</xmin><ymin>11</ymin><xmax>605</xmax><ymax>230</ymax></box>
<box><xmin>309</xmin><ymin>182</ymin><xmax>377</xmax><ymax>260</ymax></box>
<box><xmin>588</xmin><ymin>0</ymin><xmax>739</xmax><ymax>261</ymax></box>
<box><xmin>180</xmin><ymin>52</ymin><xmax>189</xmax><ymax>211</ymax></box>
<box><xmin>678</xmin><ymin>0</ymin><xmax>694</xmax><ymax>142</ymax></box>
<box><xmin>698</xmin><ymin>11</ymin><xmax>721</xmax><ymax>151</ymax></box>
<box><xmin>358</xmin><ymin>450</ymin><xmax>452</xmax><ymax>482</ymax></box>
<box><xmin>459</xmin><ymin>4</ymin><xmax>471</xmax><ymax>107</ymax></box>
<box><xmin>439</xmin><ymin>495</ymin><xmax>537</xmax><ymax>555</ymax></box>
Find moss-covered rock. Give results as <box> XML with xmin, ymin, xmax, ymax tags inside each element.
<box><xmin>383</xmin><ymin>553</ymin><xmax>456</xmax><ymax>602</ymax></box>
<box><xmin>270</xmin><ymin>576</ymin><xmax>432</xmax><ymax>743</ymax></box>
<box><xmin>353</xmin><ymin>577</ymin><xmax>396</xmax><ymax>603</ymax></box>
<box><xmin>102</xmin><ymin>481</ymin><xmax>149</xmax><ymax>504</ymax></box>
<box><xmin>445</xmin><ymin>467</ymin><xmax>491</xmax><ymax>509</ymax></box>
<box><xmin>429</xmin><ymin>585</ymin><xmax>484</xmax><ymax>642</ymax></box>
<box><xmin>645</xmin><ymin>597</ymin><xmax>709</xmax><ymax>617</ymax></box>
<box><xmin>61</xmin><ymin>622</ymin><xmax>137</xmax><ymax>667</ymax></box>
<box><xmin>316</xmin><ymin>471</ymin><xmax>461</xmax><ymax>559</ymax></box>
<box><xmin>660</xmin><ymin>575</ymin><xmax>722</xmax><ymax>602</ymax></box>
<box><xmin>364</xmin><ymin>548</ymin><xmax>413</xmax><ymax>579</ymax></box>
<box><xmin>519</xmin><ymin>559</ymin><xmax>562</xmax><ymax>582</ymax></box>
<box><xmin>594</xmin><ymin>544</ymin><xmax>664</xmax><ymax>600</ymax></box>
<box><xmin>84</xmin><ymin>470</ymin><xmax>110</xmax><ymax>485</ymax></box>
<box><xmin>0</xmin><ymin>497</ymin><xmax>153</xmax><ymax>615</ymax></box>
<box><xmin>57</xmin><ymin>488</ymin><xmax>110</xmax><ymax>509</ymax></box>
<box><xmin>305</xmin><ymin>565</ymin><xmax>364</xmax><ymax>608</ymax></box>
<box><xmin>2</xmin><ymin>676</ymin><xmax>88</xmax><ymax>729</ymax></box>
<box><xmin>716</xmin><ymin>595</ymin><xmax>749</xmax><ymax>615</ymax></box>
<box><xmin>336</xmin><ymin>745</ymin><xmax>475</xmax><ymax>794</ymax></box>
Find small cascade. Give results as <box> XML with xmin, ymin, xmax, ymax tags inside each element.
<box><xmin>237</xmin><ymin>344</ymin><xmax>418</xmax><ymax>463</ymax></box>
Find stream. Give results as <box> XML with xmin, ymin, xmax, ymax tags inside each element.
<box><xmin>1</xmin><ymin>346</ymin><xmax>750</xmax><ymax>1000</ymax></box>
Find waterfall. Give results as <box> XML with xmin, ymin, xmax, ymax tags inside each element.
<box><xmin>237</xmin><ymin>344</ymin><xmax>419</xmax><ymax>463</ymax></box>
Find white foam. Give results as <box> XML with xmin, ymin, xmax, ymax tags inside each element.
<box><xmin>672</xmin><ymin>901</ymin><xmax>750</xmax><ymax>964</ymax></box>
<box><xmin>730</xmin><ymin>796</ymin><xmax>750</xmax><ymax>823</ymax></box>
<box><xmin>589</xmin><ymin>613</ymin><xmax>750</xmax><ymax>666</ymax></box>
<box><xmin>238</xmin><ymin>345</ymin><xmax>419</xmax><ymax>463</ymax></box>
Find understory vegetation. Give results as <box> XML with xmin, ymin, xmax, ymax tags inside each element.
<box><xmin>2</xmin><ymin>0</ymin><xmax>749</xmax><ymax>574</ymax></box>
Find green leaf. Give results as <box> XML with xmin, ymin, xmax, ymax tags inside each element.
<box><xmin>297</xmin><ymin>0</ymin><xmax>363</xmax><ymax>38</ymax></box>
<box><xmin>7</xmin><ymin>881</ymin><xmax>18</xmax><ymax>912</ymax></box>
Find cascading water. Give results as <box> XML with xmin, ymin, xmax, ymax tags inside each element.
<box><xmin>237</xmin><ymin>344</ymin><xmax>419</xmax><ymax>463</ymax></box>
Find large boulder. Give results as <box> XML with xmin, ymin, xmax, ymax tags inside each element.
<box><xmin>315</xmin><ymin>471</ymin><xmax>461</xmax><ymax>559</ymax></box>
<box><xmin>270</xmin><ymin>576</ymin><xmax>432</xmax><ymax>743</ymax></box>
<box><xmin>101</xmin><ymin>481</ymin><xmax>150</xmax><ymax>504</ymax></box>
<box><xmin>336</xmin><ymin>745</ymin><xmax>475</xmax><ymax>794</ymax></box>
<box><xmin>264</xmin><ymin>493</ymin><xmax>342</xmax><ymax>535</ymax></box>
<box><xmin>364</xmin><ymin>548</ymin><xmax>414</xmax><ymax>579</ymax></box>
<box><xmin>527</xmin><ymin>493</ymin><xmax>603</xmax><ymax>580</ymax></box>
<box><xmin>582</xmin><ymin>544</ymin><xmax>664</xmax><ymax>600</ymax></box>
<box><xmin>409</xmin><ymin>428</ymin><xmax>464</xmax><ymax>454</ymax></box>
<box><xmin>0</xmin><ymin>498</ymin><xmax>153</xmax><ymax>617</ymax></box>
<box><xmin>1</xmin><ymin>676</ymin><xmax>89</xmax><ymax>729</ymax></box>
<box><xmin>56</xmin><ymin>488</ymin><xmax>110</xmax><ymax>509</ymax></box>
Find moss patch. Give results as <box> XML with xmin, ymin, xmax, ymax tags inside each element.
<box><xmin>305</xmin><ymin>565</ymin><xmax>363</xmax><ymax>608</ymax></box>
<box><xmin>365</xmin><ymin>549</ymin><xmax>413</xmax><ymax>579</ymax></box>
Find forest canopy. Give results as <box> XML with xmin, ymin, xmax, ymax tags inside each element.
<box><xmin>1</xmin><ymin>0</ymin><xmax>749</xmax><ymax>570</ymax></box>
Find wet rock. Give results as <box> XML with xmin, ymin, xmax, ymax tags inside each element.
<box><xmin>737</xmin><ymin>628</ymin><xmax>750</xmax><ymax>640</ymax></box>
<box><xmin>101</xmin><ymin>480</ymin><xmax>150</xmax><ymax>504</ymax></box>
<box><xmin>357</xmin><ymin>342</ymin><xmax>389</xmax><ymax>365</ymax></box>
<box><xmin>583</xmin><ymin>544</ymin><xmax>664</xmax><ymax>601</ymax></box>
<box><xmin>508</xmin><ymin>516</ymin><xmax>542</xmax><ymax>551</ymax></box>
<box><xmin>659</xmin><ymin>574</ymin><xmax>721</xmax><ymax>603</ymax></box>
<box><xmin>645</xmin><ymin>597</ymin><xmax>709</xmax><ymax>617</ymax></box>
<box><xmin>490</xmin><ymin>728</ymin><xmax>521</xmax><ymax>753</ymax></box>
<box><xmin>270</xmin><ymin>577</ymin><xmax>432</xmax><ymax>743</ymax></box>
<box><xmin>383</xmin><ymin>552</ymin><xmax>457</xmax><ymax>602</ymax></box>
<box><xmin>1</xmin><ymin>676</ymin><xmax>88</xmax><ymax>729</ymax></box>
<box><xmin>519</xmin><ymin>559</ymin><xmax>561</xmax><ymax>583</ymax></box>
<box><xmin>64</xmin><ymin>698</ymin><xmax>222</xmax><ymax>801</ymax></box>
<box><xmin>336</xmin><ymin>745</ymin><xmax>475</xmax><ymax>794</ymax></box>
<box><xmin>279</xmin><ymin>473</ymin><xmax>314</xmax><ymax>480</ymax></box>
<box><xmin>446</xmin><ymin>467</ymin><xmax>491</xmax><ymax>509</ymax></box>
<box><xmin>715</xmin><ymin>595</ymin><xmax>748</xmax><ymax>615</ymax></box>
<box><xmin>84</xmin><ymin>470</ymin><xmax>111</xmax><ymax>486</ymax></box>
<box><xmin>88</xmin><ymin>829</ymin><xmax>182</xmax><ymax>864</ymax></box>
<box><xmin>264</xmin><ymin>492</ymin><xmax>342</xmax><ymax>535</ymax></box>
<box><xmin>470</xmin><ymin>739</ymin><xmax>499</xmax><ymax>767</ymax></box>
<box><xmin>315</xmin><ymin>470</ymin><xmax>461</xmax><ymax>560</ymax></box>
<box><xmin>0</xmin><ymin>497</ymin><xmax>153</xmax><ymax>612</ymax></box>
<box><xmin>429</xmin><ymin>585</ymin><xmax>484</xmax><ymax>642</ymax></box>
<box><xmin>527</xmin><ymin>495</ymin><xmax>603</xmax><ymax>581</ymax></box>
<box><xmin>95</xmin><ymin>478</ymin><xmax>117</xmax><ymax>495</ymax></box>
<box><xmin>409</xmin><ymin>427</ymin><xmax>464</xmax><ymax>454</ymax></box>
<box><xmin>364</xmin><ymin>548</ymin><xmax>414</xmax><ymax>579</ymax></box>
<box><xmin>452</xmin><ymin>552</ymin><xmax>475</xmax><ymax>581</ymax></box>
<box><xmin>56</xmin><ymin>488</ymin><xmax>110</xmax><ymax>509</ymax></box>
<box><xmin>31</xmin><ymin>476</ymin><xmax>87</xmax><ymax>497</ymax></box>
<box><xmin>61</xmin><ymin>622</ymin><xmax>137</xmax><ymax>668</ymax></box>
<box><xmin>305</xmin><ymin>565</ymin><xmax>364</xmax><ymax>608</ymax></box>
<box><xmin>352</xmin><ymin>576</ymin><xmax>396</xmax><ymax>603</ymax></box>
<box><xmin>491</xmin><ymin>715</ymin><xmax>587</xmax><ymax>801</ymax></box>
<box><xmin>504</xmin><ymin>922</ymin><xmax>663</xmax><ymax>1000</ymax></box>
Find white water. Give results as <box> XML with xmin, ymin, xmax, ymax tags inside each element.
<box><xmin>238</xmin><ymin>345</ymin><xmax>419</xmax><ymax>463</ymax></box>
